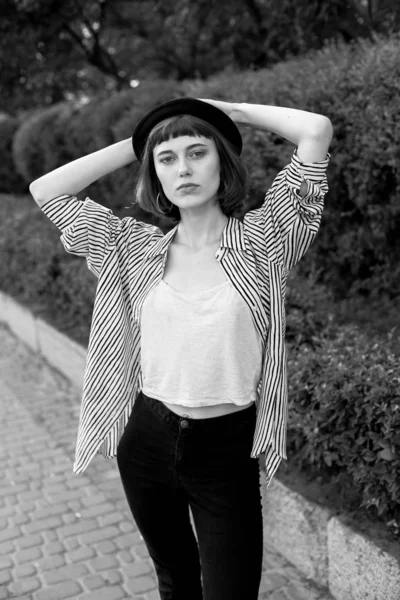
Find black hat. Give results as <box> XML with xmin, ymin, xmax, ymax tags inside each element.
<box><xmin>132</xmin><ymin>97</ymin><xmax>243</xmax><ymax>162</ymax></box>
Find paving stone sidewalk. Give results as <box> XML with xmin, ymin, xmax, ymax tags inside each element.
<box><xmin>0</xmin><ymin>322</ymin><xmax>333</xmax><ymax>600</ymax></box>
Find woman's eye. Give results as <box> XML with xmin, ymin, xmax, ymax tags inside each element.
<box><xmin>160</xmin><ymin>151</ymin><xmax>205</xmax><ymax>164</ymax></box>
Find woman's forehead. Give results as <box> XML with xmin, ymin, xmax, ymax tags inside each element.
<box><xmin>154</xmin><ymin>135</ymin><xmax>212</xmax><ymax>152</ymax></box>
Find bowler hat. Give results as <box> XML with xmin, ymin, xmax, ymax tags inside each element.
<box><xmin>132</xmin><ymin>97</ymin><xmax>243</xmax><ymax>162</ymax></box>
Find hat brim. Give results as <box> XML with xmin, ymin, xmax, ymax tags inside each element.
<box><xmin>132</xmin><ymin>97</ymin><xmax>243</xmax><ymax>162</ymax></box>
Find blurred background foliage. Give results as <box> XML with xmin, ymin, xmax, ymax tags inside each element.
<box><xmin>1</xmin><ymin>0</ymin><xmax>400</xmax><ymax>113</ymax></box>
<box><xmin>1</xmin><ymin>0</ymin><xmax>400</xmax><ymax>534</ymax></box>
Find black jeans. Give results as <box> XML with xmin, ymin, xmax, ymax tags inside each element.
<box><xmin>116</xmin><ymin>391</ymin><xmax>263</xmax><ymax>600</ymax></box>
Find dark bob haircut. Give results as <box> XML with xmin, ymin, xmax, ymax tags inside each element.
<box><xmin>132</xmin><ymin>114</ymin><xmax>250</xmax><ymax>226</ymax></box>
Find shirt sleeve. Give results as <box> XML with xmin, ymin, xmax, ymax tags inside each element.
<box><xmin>41</xmin><ymin>194</ymin><xmax>129</xmax><ymax>277</ymax></box>
<box><xmin>244</xmin><ymin>149</ymin><xmax>330</xmax><ymax>269</ymax></box>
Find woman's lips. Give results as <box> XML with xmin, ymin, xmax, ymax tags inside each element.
<box><xmin>177</xmin><ymin>184</ymin><xmax>199</xmax><ymax>191</ymax></box>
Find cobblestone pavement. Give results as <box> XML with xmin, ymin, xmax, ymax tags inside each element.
<box><xmin>0</xmin><ymin>322</ymin><xmax>333</xmax><ymax>600</ymax></box>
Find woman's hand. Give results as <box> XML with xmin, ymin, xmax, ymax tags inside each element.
<box><xmin>197</xmin><ymin>98</ymin><xmax>239</xmax><ymax>121</ymax></box>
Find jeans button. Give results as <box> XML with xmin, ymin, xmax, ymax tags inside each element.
<box><xmin>180</xmin><ymin>419</ymin><xmax>189</xmax><ymax>429</ymax></box>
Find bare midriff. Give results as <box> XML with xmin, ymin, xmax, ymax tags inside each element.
<box><xmin>161</xmin><ymin>400</ymin><xmax>254</xmax><ymax>419</ymax></box>
<box><xmin>160</xmin><ymin>229</ymin><xmax>254</xmax><ymax>419</ymax></box>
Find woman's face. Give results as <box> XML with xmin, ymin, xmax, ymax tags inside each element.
<box><xmin>153</xmin><ymin>135</ymin><xmax>220</xmax><ymax>211</ymax></box>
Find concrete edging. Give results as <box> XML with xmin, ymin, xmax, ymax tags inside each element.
<box><xmin>1</xmin><ymin>289</ymin><xmax>399</xmax><ymax>600</ymax></box>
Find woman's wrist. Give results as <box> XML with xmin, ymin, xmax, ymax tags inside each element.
<box><xmin>229</xmin><ymin>102</ymin><xmax>251</xmax><ymax>125</ymax></box>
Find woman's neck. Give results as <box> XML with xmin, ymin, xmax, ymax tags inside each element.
<box><xmin>176</xmin><ymin>214</ymin><xmax>229</xmax><ymax>251</ymax></box>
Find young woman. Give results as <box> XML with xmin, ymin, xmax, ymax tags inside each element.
<box><xmin>30</xmin><ymin>96</ymin><xmax>333</xmax><ymax>600</ymax></box>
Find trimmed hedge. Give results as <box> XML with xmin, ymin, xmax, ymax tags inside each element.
<box><xmin>0</xmin><ymin>116</ymin><xmax>28</xmax><ymax>193</ymax></box>
<box><xmin>0</xmin><ymin>194</ymin><xmax>95</xmax><ymax>346</ymax></box>
<box><xmin>13</xmin><ymin>103</ymin><xmax>80</xmax><ymax>184</ymax></box>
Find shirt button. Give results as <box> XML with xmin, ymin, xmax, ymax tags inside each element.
<box><xmin>180</xmin><ymin>419</ymin><xmax>189</xmax><ymax>429</ymax></box>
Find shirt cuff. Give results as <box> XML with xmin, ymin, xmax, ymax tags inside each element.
<box><xmin>291</xmin><ymin>148</ymin><xmax>330</xmax><ymax>182</ymax></box>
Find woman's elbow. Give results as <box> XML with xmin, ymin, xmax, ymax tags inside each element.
<box><xmin>314</xmin><ymin>116</ymin><xmax>334</xmax><ymax>143</ymax></box>
<box><xmin>29</xmin><ymin>180</ymin><xmax>39</xmax><ymax>198</ymax></box>
<box><xmin>29</xmin><ymin>180</ymin><xmax>47</xmax><ymax>207</ymax></box>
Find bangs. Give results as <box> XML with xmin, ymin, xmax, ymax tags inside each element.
<box><xmin>147</xmin><ymin>115</ymin><xmax>214</xmax><ymax>150</ymax></box>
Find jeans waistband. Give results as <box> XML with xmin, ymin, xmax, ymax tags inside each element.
<box><xmin>140</xmin><ymin>391</ymin><xmax>256</xmax><ymax>431</ymax></box>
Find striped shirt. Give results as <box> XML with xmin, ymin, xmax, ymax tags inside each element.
<box><xmin>41</xmin><ymin>148</ymin><xmax>330</xmax><ymax>488</ymax></box>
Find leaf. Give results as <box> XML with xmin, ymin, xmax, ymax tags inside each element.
<box><xmin>372</xmin><ymin>463</ymin><xmax>387</xmax><ymax>474</ymax></box>
<box><xmin>362</xmin><ymin>449</ymin><xmax>377</xmax><ymax>462</ymax></box>
<box><xmin>355</xmin><ymin>436</ymin><xmax>367</xmax><ymax>445</ymax></box>
<box><xmin>377</xmin><ymin>448</ymin><xmax>395</xmax><ymax>461</ymax></box>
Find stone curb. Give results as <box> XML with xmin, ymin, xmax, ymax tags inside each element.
<box><xmin>1</xmin><ymin>290</ymin><xmax>399</xmax><ymax>600</ymax></box>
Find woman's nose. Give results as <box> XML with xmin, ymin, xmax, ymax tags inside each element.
<box><xmin>178</xmin><ymin>158</ymin><xmax>192</xmax><ymax>175</ymax></box>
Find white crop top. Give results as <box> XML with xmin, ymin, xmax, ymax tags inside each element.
<box><xmin>140</xmin><ymin>278</ymin><xmax>263</xmax><ymax>407</ymax></box>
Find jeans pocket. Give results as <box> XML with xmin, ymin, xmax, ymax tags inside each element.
<box><xmin>118</xmin><ymin>393</ymin><xmax>151</xmax><ymax>456</ymax></box>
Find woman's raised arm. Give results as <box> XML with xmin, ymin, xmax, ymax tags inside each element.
<box><xmin>232</xmin><ymin>103</ymin><xmax>332</xmax><ymax>162</ymax></box>
<box><xmin>198</xmin><ymin>99</ymin><xmax>333</xmax><ymax>196</ymax></box>
<box><xmin>29</xmin><ymin>138</ymin><xmax>137</xmax><ymax>207</ymax></box>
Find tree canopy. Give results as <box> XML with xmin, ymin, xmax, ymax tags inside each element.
<box><xmin>2</xmin><ymin>0</ymin><xmax>400</xmax><ymax>114</ymax></box>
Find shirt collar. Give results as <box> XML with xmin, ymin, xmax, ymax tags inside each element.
<box><xmin>145</xmin><ymin>216</ymin><xmax>248</xmax><ymax>258</ymax></box>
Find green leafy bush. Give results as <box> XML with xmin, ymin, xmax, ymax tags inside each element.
<box><xmin>285</xmin><ymin>270</ymin><xmax>339</xmax><ymax>350</ymax></box>
<box><xmin>287</xmin><ymin>324</ymin><xmax>400</xmax><ymax>526</ymax></box>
